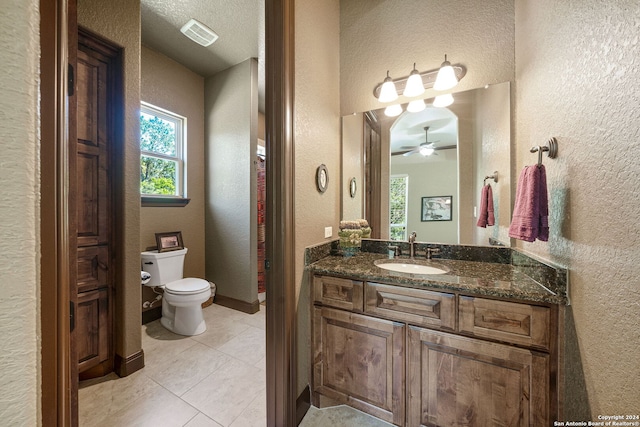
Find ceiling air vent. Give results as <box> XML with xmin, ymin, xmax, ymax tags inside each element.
<box><xmin>180</xmin><ymin>18</ymin><xmax>219</xmax><ymax>47</ymax></box>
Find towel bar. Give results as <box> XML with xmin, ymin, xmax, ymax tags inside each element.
<box><xmin>530</xmin><ymin>137</ymin><xmax>558</xmax><ymax>165</ymax></box>
<box><xmin>483</xmin><ymin>171</ymin><xmax>498</xmax><ymax>185</ymax></box>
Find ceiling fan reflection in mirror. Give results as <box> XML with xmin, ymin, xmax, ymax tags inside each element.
<box><xmin>392</xmin><ymin>126</ymin><xmax>455</xmax><ymax>157</ymax></box>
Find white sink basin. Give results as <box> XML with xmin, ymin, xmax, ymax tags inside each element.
<box><xmin>375</xmin><ymin>261</ymin><xmax>448</xmax><ymax>275</ymax></box>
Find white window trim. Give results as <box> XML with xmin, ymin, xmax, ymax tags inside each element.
<box><xmin>140</xmin><ymin>102</ymin><xmax>188</xmax><ymax>199</ymax></box>
<box><xmin>389</xmin><ymin>174</ymin><xmax>409</xmax><ymax>240</ymax></box>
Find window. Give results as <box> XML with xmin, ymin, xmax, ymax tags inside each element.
<box><xmin>389</xmin><ymin>174</ymin><xmax>408</xmax><ymax>241</ymax></box>
<box><xmin>140</xmin><ymin>102</ymin><xmax>187</xmax><ymax>204</ymax></box>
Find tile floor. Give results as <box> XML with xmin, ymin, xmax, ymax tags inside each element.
<box><xmin>79</xmin><ymin>303</ymin><xmax>389</xmax><ymax>427</ymax></box>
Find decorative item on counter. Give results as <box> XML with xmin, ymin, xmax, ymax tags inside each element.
<box><xmin>358</xmin><ymin>219</ymin><xmax>372</xmax><ymax>238</ymax></box>
<box><xmin>338</xmin><ymin>220</ymin><xmax>363</xmax><ymax>257</ymax></box>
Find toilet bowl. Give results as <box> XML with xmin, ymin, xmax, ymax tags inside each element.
<box><xmin>141</xmin><ymin>248</ymin><xmax>211</xmax><ymax>336</ymax></box>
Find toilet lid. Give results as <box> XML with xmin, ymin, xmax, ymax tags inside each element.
<box><xmin>165</xmin><ymin>278</ymin><xmax>210</xmax><ymax>294</ymax></box>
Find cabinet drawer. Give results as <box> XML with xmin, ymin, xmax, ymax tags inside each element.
<box><xmin>365</xmin><ymin>282</ymin><xmax>455</xmax><ymax>331</ymax></box>
<box><xmin>459</xmin><ymin>296</ymin><xmax>551</xmax><ymax>351</ymax></box>
<box><xmin>314</xmin><ymin>275</ymin><xmax>364</xmax><ymax>312</ymax></box>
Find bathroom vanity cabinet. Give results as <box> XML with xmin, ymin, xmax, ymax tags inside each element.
<box><xmin>312</xmin><ymin>273</ymin><xmax>559</xmax><ymax>426</ymax></box>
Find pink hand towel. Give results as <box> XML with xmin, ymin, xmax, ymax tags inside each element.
<box><xmin>509</xmin><ymin>164</ymin><xmax>549</xmax><ymax>242</ymax></box>
<box><xmin>476</xmin><ymin>184</ymin><xmax>495</xmax><ymax>228</ymax></box>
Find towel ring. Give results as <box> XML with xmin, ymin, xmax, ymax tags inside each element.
<box><xmin>530</xmin><ymin>137</ymin><xmax>558</xmax><ymax>165</ymax></box>
<box><xmin>483</xmin><ymin>171</ymin><xmax>498</xmax><ymax>185</ymax></box>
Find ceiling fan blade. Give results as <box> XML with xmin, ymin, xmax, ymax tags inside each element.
<box><xmin>433</xmin><ymin>144</ymin><xmax>457</xmax><ymax>151</ymax></box>
<box><xmin>391</xmin><ymin>149</ymin><xmax>413</xmax><ymax>156</ymax></box>
<box><xmin>402</xmin><ymin>148</ymin><xmax>420</xmax><ymax>156</ymax></box>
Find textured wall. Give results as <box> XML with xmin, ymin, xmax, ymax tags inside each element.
<box><xmin>78</xmin><ymin>0</ymin><xmax>142</xmax><ymax>357</ymax></box>
<box><xmin>204</xmin><ymin>59</ymin><xmax>258</xmax><ymax>304</ymax></box>
<box><xmin>295</xmin><ymin>0</ymin><xmax>342</xmax><ymax>395</ymax></box>
<box><xmin>0</xmin><ymin>1</ymin><xmax>40</xmax><ymax>423</ymax></box>
<box><xmin>515</xmin><ymin>0</ymin><xmax>640</xmax><ymax>417</ymax></box>
<box><xmin>340</xmin><ymin>0</ymin><xmax>515</xmax><ymax>115</ymax></box>
<box><xmin>140</xmin><ymin>46</ymin><xmax>206</xmax><ymax>310</ymax></box>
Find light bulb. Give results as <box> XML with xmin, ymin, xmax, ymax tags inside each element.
<box><xmin>407</xmin><ymin>99</ymin><xmax>426</xmax><ymax>113</ymax></box>
<box><xmin>433</xmin><ymin>93</ymin><xmax>454</xmax><ymax>107</ymax></box>
<box><xmin>384</xmin><ymin>104</ymin><xmax>403</xmax><ymax>117</ymax></box>
<box><xmin>419</xmin><ymin>146</ymin><xmax>435</xmax><ymax>156</ymax></box>
<box><xmin>403</xmin><ymin>64</ymin><xmax>425</xmax><ymax>97</ymax></box>
<box><xmin>378</xmin><ymin>71</ymin><xmax>398</xmax><ymax>103</ymax></box>
<box><xmin>433</xmin><ymin>55</ymin><xmax>458</xmax><ymax>91</ymax></box>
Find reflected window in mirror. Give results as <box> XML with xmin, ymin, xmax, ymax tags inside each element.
<box><xmin>389</xmin><ymin>174</ymin><xmax>408</xmax><ymax>240</ymax></box>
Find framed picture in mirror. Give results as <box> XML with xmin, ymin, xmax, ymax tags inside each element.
<box><xmin>155</xmin><ymin>231</ymin><xmax>184</xmax><ymax>252</ymax></box>
<box><xmin>421</xmin><ymin>196</ymin><xmax>452</xmax><ymax>221</ymax></box>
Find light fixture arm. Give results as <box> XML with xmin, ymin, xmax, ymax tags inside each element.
<box><xmin>373</xmin><ymin>64</ymin><xmax>466</xmax><ymax>99</ymax></box>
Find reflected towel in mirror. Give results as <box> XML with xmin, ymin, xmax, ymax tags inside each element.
<box><xmin>476</xmin><ymin>184</ymin><xmax>495</xmax><ymax>228</ymax></box>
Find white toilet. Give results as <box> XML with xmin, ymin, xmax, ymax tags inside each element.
<box><xmin>141</xmin><ymin>248</ymin><xmax>211</xmax><ymax>336</ymax></box>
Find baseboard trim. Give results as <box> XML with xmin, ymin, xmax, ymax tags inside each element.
<box><xmin>114</xmin><ymin>349</ymin><xmax>145</xmax><ymax>377</ymax></box>
<box><xmin>214</xmin><ymin>294</ymin><xmax>260</xmax><ymax>314</ymax></box>
<box><xmin>296</xmin><ymin>385</ymin><xmax>311</xmax><ymax>425</ymax></box>
<box><xmin>142</xmin><ymin>306</ymin><xmax>162</xmax><ymax>324</ymax></box>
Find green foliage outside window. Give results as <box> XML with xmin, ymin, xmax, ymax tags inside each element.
<box><xmin>389</xmin><ymin>176</ymin><xmax>408</xmax><ymax>241</ymax></box>
<box><xmin>140</xmin><ymin>113</ymin><xmax>178</xmax><ymax>196</ymax></box>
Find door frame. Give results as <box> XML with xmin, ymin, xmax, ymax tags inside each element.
<box><xmin>40</xmin><ymin>0</ymin><xmax>298</xmax><ymax>425</ymax></box>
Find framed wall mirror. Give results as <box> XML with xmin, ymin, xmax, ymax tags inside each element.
<box><xmin>341</xmin><ymin>82</ymin><xmax>512</xmax><ymax>247</ymax></box>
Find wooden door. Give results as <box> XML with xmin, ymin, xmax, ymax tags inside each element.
<box><xmin>407</xmin><ymin>326</ymin><xmax>549</xmax><ymax>427</ymax></box>
<box><xmin>364</xmin><ymin>111</ymin><xmax>382</xmax><ymax>238</ymax></box>
<box><xmin>75</xmin><ymin>30</ymin><xmax>118</xmax><ymax>379</ymax></box>
<box><xmin>312</xmin><ymin>306</ymin><xmax>405</xmax><ymax>425</ymax></box>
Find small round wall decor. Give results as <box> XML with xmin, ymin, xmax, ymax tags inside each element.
<box><xmin>316</xmin><ymin>164</ymin><xmax>328</xmax><ymax>193</ymax></box>
<box><xmin>349</xmin><ymin>177</ymin><xmax>357</xmax><ymax>198</ymax></box>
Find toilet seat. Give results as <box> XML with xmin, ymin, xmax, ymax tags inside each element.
<box><xmin>165</xmin><ymin>278</ymin><xmax>209</xmax><ymax>295</ymax></box>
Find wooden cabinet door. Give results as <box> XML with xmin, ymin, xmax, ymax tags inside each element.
<box><xmin>407</xmin><ymin>326</ymin><xmax>549</xmax><ymax>427</ymax></box>
<box><xmin>313</xmin><ymin>306</ymin><xmax>405</xmax><ymax>425</ymax></box>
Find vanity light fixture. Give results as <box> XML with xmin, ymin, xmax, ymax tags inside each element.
<box><xmin>373</xmin><ymin>58</ymin><xmax>465</xmax><ymax>100</ymax></box>
<box><xmin>407</xmin><ymin>99</ymin><xmax>426</xmax><ymax>113</ymax></box>
<box><xmin>403</xmin><ymin>63</ymin><xmax>425</xmax><ymax>97</ymax></box>
<box><xmin>378</xmin><ymin>71</ymin><xmax>399</xmax><ymax>103</ymax></box>
<box><xmin>433</xmin><ymin>93</ymin><xmax>454</xmax><ymax>108</ymax></box>
<box><xmin>384</xmin><ymin>104</ymin><xmax>403</xmax><ymax>117</ymax></box>
<box><xmin>433</xmin><ymin>54</ymin><xmax>458</xmax><ymax>91</ymax></box>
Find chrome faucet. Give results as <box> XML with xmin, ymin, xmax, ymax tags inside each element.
<box><xmin>408</xmin><ymin>231</ymin><xmax>417</xmax><ymax>258</ymax></box>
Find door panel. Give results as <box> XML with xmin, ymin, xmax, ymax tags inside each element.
<box><xmin>76</xmin><ymin>288</ymin><xmax>109</xmax><ymax>372</ymax></box>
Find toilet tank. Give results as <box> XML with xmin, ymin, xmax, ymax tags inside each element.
<box><xmin>140</xmin><ymin>248</ymin><xmax>188</xmax><ymax>286</ymax></box>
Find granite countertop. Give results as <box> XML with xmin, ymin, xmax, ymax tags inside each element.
<box><xmin>307</xmin><ymin>251</ymin><xmax>566</xmax><ymax>305</ymax></box>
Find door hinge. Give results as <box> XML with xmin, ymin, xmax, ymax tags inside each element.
<box><xmin>68</xmin><ymin>63</ymin><xmax>74</xmax><ymax>96</ymax></box>
<box><xmin>264</xmin><ymin>259</ymin><xmax>270</xmax><ymax>271</ymax></box>
<box><xmin>70</xmin><ymin>301</ymin><xmax>75</xmax><ymax>332</ymax></box>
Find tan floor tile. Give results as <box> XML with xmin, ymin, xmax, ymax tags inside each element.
<box><xmin>215</xmin><ymin>325</ymin><xmax>265</xmax><ymax>365</ymax></box>
<box><xmin>181</xmin><ymin>358</ymin><xmax>266</xmax><ymax>426</ymax></box>
<box><xmin>190</xmin><ymin>318</ymin><xmax>251</xmax><ymax>350</ymax></box>
<box><xmin>92</xmin><ymin>381</ymin><xmax>199</xmax><ymax>427</ymax></box>
<box><xmin>229</xmin><ymin>392</ymin><xmax>266</xmax><ymax>427</ymax></box>
<box><xmin>144</xmin><ymin>342</ymin><xmax>233</xmax><ymax>396</ymax></box>
<box><xmin>184</xmin><ymin>412</ymin><xmax>223</xmax><ymax>427</ymax></box>
<box><xmin>142</xmin><ymin>320</ymin><xmax>199</xmax><ymax>369</ymax></box>
<box><xmin>79</xmin><ymin>370</ymin><xmax>157</xmax><ymax>425</ymax></box>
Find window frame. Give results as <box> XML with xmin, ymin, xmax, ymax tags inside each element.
<box><xmin>389</xmin><ymin>174</ymin><xmax>409</xmax><ymax>241</ymax></box>
<box><xmin>140</xmin><ymin>102</ymin><xmax>190</xmax><ymax>207</ymax></box>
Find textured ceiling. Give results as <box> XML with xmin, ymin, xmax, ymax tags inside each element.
<box><xmin>141</xmin><ymin>0</ymin><xmax>265</xmax><ymax>111</ymax></box>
